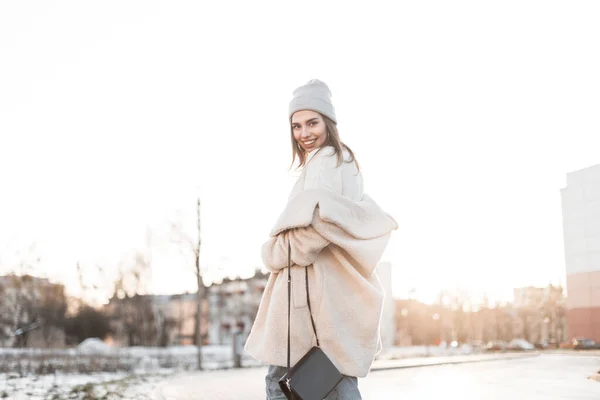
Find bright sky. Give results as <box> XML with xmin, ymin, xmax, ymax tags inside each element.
<box><xmin>1</xmin><ymin>1</ymin><xmax>599</xmax><ymax>306</ymax></box>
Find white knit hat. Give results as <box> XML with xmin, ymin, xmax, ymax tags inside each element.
<box><xmin>288</xmin><ymin>79</ymin><xmax>337</xmax><ymax>124</ymax></box>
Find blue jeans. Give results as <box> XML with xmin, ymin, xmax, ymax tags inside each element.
<box><xmin>265</xmin><ymin>365</ymin><xmax>362</xmax><ymax>400</ymax></box>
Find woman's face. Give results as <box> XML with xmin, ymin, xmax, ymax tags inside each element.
<box><xmin>291</xmin><ymin>110</ymin><xmax>327</xmax><ymax>153</ymax></box>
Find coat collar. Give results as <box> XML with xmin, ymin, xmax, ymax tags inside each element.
<box><xmin>305</xmin><ymin>145</ymin><xmax>334</xmax><ymax>165</ymax></box>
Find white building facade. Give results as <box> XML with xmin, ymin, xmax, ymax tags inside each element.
<box><xmin>561</xmin><ymin>164</ymin><xmax>600</xmax><ymax>341</ymax></box>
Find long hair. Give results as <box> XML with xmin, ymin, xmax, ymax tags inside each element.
<box><xmin>290</xmin><ymin>114</ymin><xmax>360</xmax><ymax>171</ymax></box>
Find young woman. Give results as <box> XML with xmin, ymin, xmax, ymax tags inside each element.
<box><xmin>245</xmin><ymin>79</ymin><xmax>397</xmax><ymax>399</ymax></box>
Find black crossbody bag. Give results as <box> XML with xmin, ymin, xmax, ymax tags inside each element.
<box><xmin>278</xmin><ymin>241</ymin><xmax>343</xmax><ymax>400</ymax></box>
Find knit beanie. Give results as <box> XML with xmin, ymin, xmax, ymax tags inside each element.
<box><xmin>288</xmin><ymin>79</ymin><xmax>337</xmax><ymax>124</ymax></box>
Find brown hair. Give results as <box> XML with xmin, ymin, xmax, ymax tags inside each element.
<box><xmin>290</xmin><ymin>114</ymin><xmax>360</xmax><ymax>171</ymax></box>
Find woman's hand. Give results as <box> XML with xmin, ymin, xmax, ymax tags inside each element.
<box><xmin>261</xmin><ymin>226</ymin><xmax>330</xmax><ymax>273</ymax></box>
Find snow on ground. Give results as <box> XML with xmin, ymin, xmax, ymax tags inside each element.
<box><xmin>0</xmin><ymin>344</ymin><xmax>258</xmax><ymax>375</ymax></box>
<box><xmin>0</xmin><ymin>344</ymin><xmax>267</xmax><ymax>399</ymax></box>
<box><xmin>0</xmin><ymin>344</ymin><xmax>479</xmax><ymax>399</ymax></box>
<box><xmin>1</xmin><ymin>370</ymin><xmax>171</xmax><ymax>400</ymax></box>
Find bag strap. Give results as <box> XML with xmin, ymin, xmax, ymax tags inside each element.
<box><xmin>286</xmin><ymin>241</ymin><xmax>320</xmax><ymax>380</ymax></box>
<box><xmin>305</xmin><ymin>264</ymin><xmax>320</xmax><ymax>347</ymax></box>
<box><xmin>287</xmin><ymin>241</ymin><xmax>292</xmax><ymax>379</ymax></box>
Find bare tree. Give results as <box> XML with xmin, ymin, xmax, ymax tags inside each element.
<box><xmin>0</xmin><ymin>244</ymin><xmax>46</xmax><ymax>347</ymax></box>
<box><xmin>170</xmin><ymin>197</ymin><xmax>206</xmax><ymax>370</ymax></box>
<box><xmin>0</xmin><ymin>275</ymin><xmax>67</xmax><ymax>348</ymax></box>
<box><xmin>104</xmin><ymin>229</ymin><xmax>157</xmax><ymax>347</ymax></box>
<box><xmin>110</xmin><ymin>247</ymin><xmax>156</xmax><ymax>346</ymax></box>
<box><xmin>38</xmin><ymin>284</ymin><xmax>68</xmax><ymax>347</ymax></box>
<box><xmin>194</xmin><ymin>198</ymin><xmax>204</xmax><ymax>370</ymax></box>
<box><xmin>7</xmin><ymin>275</ymin><xmax>39</xmax><ymax>347</ymax></box>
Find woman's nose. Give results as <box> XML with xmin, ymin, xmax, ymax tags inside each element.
<box><xmin>301</xmin><ymin>127</ymin><xmax>311</xmax><ymax>137</ymax></box>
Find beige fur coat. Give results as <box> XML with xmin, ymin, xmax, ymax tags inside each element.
<box><xmin>244</xmin><ymin>162</ymin><xmax>398</xmax><ymax>378</ymax></box>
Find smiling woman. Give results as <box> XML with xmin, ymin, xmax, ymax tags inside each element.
<box><xmin>288</xmin><ymin>79</ymin><xmax>359</xmax><ymax>171</ymax></box>
<box><xmin>245</xmin><ymin>79</ymin><xmax>398</xmax><ymax>400</ymax></box>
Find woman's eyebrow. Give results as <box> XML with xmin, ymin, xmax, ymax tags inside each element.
<box><xmin>292</xmin><ymin>117</ymin><xmax>319</xmax><ymax>125</ymax></box>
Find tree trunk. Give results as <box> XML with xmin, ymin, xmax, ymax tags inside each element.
<box><xmin>195</xmin><ymin>197</ymin><xmax>203</xmax><ymax>370</ymax></box>
<box><xmin>195</xmin><ymin>281</ymin><xmax>202</xmax><ymax>370</ymax></box>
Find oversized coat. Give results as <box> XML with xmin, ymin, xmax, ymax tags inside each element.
<box><xmin>244</xmin><ymin>147</ymin><xmax>398</xmax><ymax>378</ymax></box>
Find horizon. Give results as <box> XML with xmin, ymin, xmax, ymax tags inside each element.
<box><xmin>0</xmin><ymin>267</ymin><xmax>568</xmax><ymax>309</ymax></box>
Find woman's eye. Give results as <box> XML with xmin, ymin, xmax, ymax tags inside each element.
<box><xmin>310</xmin><ymin>122</ymin><xmax>317</xmax><ymax>126</ymax></box>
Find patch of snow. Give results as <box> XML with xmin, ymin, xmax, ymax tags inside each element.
<box><xmin>0</xmin><ymin>371</ymin><xmax>169</xmax><ymax>400</ymax></box>
<box><xmin>77</xmin><ymin>338</ymin><xmax>113</xmax><ymax>354</ymax></box>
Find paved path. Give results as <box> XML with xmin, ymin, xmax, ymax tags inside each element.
<box><xmin>361</xmin><ymin>354</ymin><xmax>600</xmax><ymax>399</ymax></box>
<box><xmin>369</xmin><ymin>351</ymin><xmax>534</xmax><ymax>370</ymax></box>
<box><xmin>151</xmin><ymin>353</ymin><xmax>600</xmax><ymax>399</ymax></box>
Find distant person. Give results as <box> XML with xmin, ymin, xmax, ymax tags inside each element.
<box><xmin>245</xmin><ymin>79</ymin><xmax>397</xmax><ymax>399</ymax></box>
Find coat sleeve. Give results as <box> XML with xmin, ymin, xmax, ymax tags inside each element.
<box><xmin>261</xmin><ymin>225</ymin><xmax>330</xmax><ymax>273</ymax></box>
